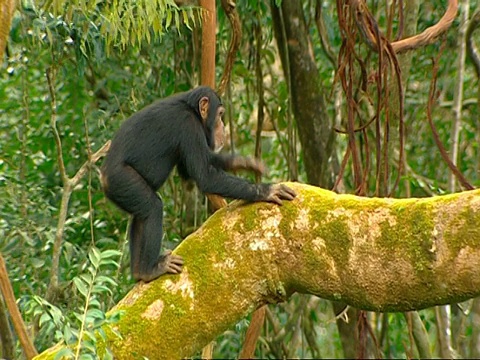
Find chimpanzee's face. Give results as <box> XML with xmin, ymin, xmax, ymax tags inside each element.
<box><xmin>213</xmin><ymin>106</ymin><xmax>225</xmax><ymax>153</ymax></box>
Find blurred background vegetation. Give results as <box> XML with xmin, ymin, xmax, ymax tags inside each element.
<box><xmin>1</xmin><ymin>0</ymin><xmax>480</xmax><ymax>358</ymax></box>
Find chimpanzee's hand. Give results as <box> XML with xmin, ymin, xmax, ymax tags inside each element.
<box><xmin>243</xmin><ymin>157</ymin><xmax>267</xmax><ymax>175</ymax></box>
<box><xmin>230</xmin><ymin>156</ymin><xmax>267</xmax><ymax>175</ymax></box>
<box><xmin>265</xmin><ymin>184</ymin><xmax>297</xmax><ymax>205</ymax></box>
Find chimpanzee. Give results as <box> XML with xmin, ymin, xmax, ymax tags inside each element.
<box><xmin>101</xmin><ymin>86</ymin><xmax>297</xmax><ymax>282</ymax></box>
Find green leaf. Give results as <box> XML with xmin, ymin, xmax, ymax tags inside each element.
<box><xmin>100</xmin><ymin>249</ymin><xmax>121</xmax><ymax>259</ymax></box>
<box><xmin>54</xmin><ymin>348</ymin><xmax>75</xmax><ymax>360</ymax></box>
<box><xmin>80</xmin><ymin>273</ymin><xmax>93</xmax><ymax>284</ymax></box>
<box><xmin>96</xmin><ymin>275</ymin><xmax>117</xmax><ymax>286</ymax></box>
<box><xmin>79</xmin><ymin>354</ymin><xmax>95</xmax><ymax>360</ymax></box>
<box><xmin>165</xmin><ymin>10</ymin><xmax>172</xmax><ymax>29</ymax></box>
<box><xmin>73</xmin><ymin>276</ymin><xmax>89</xmax><ymax>298</ymax></box>
<box><xmin>88</xmin><ymin>246</ymin><xmax>101</xmax><ymax>267</ymax></box>
<box><xmin>89</xmin><ymin>299</ymin><xmax>101</xmax><ymax>308</ymax></box>
<box><xmin>99</xmin><ymin>258</ymin><xmax>119</xmax><ymax>267</ymax></box>
<box><xmin>93</xmin><ymin>284</ymin><xmax>112</xmax><ymax>295</ymax></box>
<box><xmin>86</xmin><ymin>308</ymin><xmax>105</xmax><ymax>320</ymax></box>
<box><xmin>38</xmin><ymin>313</ymin><xmax>51</xmax><ymax>327</ymax></box>
<box><xmin>63</xmin><ymin>325</ymin><xmax>75</xmax><ymax>344</ymax></box>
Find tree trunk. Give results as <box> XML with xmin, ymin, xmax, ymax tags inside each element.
<box><xmin>271</xmin><ymin>1</ymin><xmax>334</xmax><ymax>187</ymax></box>
<box><xmin>0</xmin><ymin>0</ymin><xmax>15</xmax><ymax>60</ymax></box>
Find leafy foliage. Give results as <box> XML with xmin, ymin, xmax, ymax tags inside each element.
<box><xmin>21</xmin><ymin>248</ymin><xmax>122</xmax><ymax>356</ymax></box>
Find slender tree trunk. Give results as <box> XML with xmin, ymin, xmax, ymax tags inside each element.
<box><xmin>405</xmin><ymin>311</ymin><xmax>432</xmax><ymax>359</ymax></box>
<box><xmin>0</xmin><ymin>0</ymin><xmax>15</xmax><ymax>60</ymax></box>
<box><xmin>0</xmin><ymin>295</ymin><xmax>15</xmax><ymax>359</ymax></box>
<box><xmin>332</xmin><ymin>302</ymin><xmax>358</xmax><ymax>358</ymax></box>
<box><xmin>200</xmin><ymin>0</ymin><xmax>216</xmax><ymax>88</ymax></box>
<box><xmin>444</xmin><ymin>2</ymin><xmax>470</xmax><ymax>357</ymax></box>
<box><xmin>271</xmin><ymin>0</ymin><xmax>334</xmax><ymax>187</ymax></box>
<box><xmin>448</xmin><ymin>0</ymin><xmax>469</xmax><ymax>191</ymax></box>
<box><xmin>470</xmin><ymin>298</ymin><xmax>480</xmax><ymax>358</ymax></box>
<box><xmin>200</xmin><ymin>0</ymin><xmax>227</xmax><ymax>212</ymax></box>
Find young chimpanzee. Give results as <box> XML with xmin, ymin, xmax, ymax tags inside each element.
<box><xmin>101</xmin><ymin>86</ymin><xmax>297</xmax><ymax>282</ymax></box>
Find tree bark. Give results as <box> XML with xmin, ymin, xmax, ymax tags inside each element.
<box><xmin>35</xmin><ymin>183</ymin><xmax>480</xmax><ymax>359</ymax></box>
<box><xmin>200</xmin><ymin>0</ymin><xmax>216</xmax><ymax>88</ymax></box>
<box><xmin>199</xmin><ymin>0</ymin><xmax>228</xmax><ymax>212</ymax></box>
<box><xmin>0</xmin><ymin>0</ymin><xmax>15</xmax><ymax>60</ymax></box>
<box><xmin>271</xmin><ymin>1</ymin><xmax>334</xmax><ymax>186</ymax></box>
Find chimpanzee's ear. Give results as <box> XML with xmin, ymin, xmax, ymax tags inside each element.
<box><xmin>199</xmin><ymin>96</ymin><xmax>209</xmax><ymax>123</ymax></box>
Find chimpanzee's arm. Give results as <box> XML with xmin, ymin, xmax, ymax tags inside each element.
<box><xmin>180</xmin><ymin>124</ymin><xmax>296</xmax><ymax>204</ymax></box>
<box><xmin>180</xmin><ymin>126</ymin><xmax>268</xmax><ymax>201</ymax></box>
<box><xmin>195</xmin><ymin>160</ymin><xmax>270</xmax><ymax>202</ymax></box>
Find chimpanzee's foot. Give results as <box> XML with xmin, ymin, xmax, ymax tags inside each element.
<box><xmin>158</xmin><ymin>250</ymin><xmax>184</xmax><ymax>275</ymax></box>
<box><xmin>133</xmin><ymin>250</ymin><xmax>184</xmax><ymax>282</ymax></box>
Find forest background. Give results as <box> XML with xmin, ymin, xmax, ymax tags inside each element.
<box><xmin>1</xmin><ymin>0</ymin><xmax>480</xmax><ymax>358</ymax></box>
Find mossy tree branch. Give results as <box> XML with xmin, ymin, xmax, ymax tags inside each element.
<box><xmin>36</xmin><ymin>182</ymin><xmax>480</xmax><ymax>359</ymax></box>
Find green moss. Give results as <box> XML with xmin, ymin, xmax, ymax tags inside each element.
<box><xmin>304</xmin><ymin>196</ymin><xmax>353</xmax><ymax>269</ymax></box>
<box><xmin>377</xmin><ymin>201</ymin><xmax>435</xmax><ymax>275</ymax></box>
<box><xmin>241</xmin><ymin>205</ymin><xmax>261</xmax><ymax>233</ymax></box>
<box><xmin>176</xmin><ymin>210</ymin><xmax>230</xmax><ymax>287</ymax></box>
<box><xmin>279</xmin><ymin>200</ymin><xmax>300</xmax><ymax>240</ymax></box>
<box><xmin>445</xmin><ymin>205</ymin><xmax>480</xmax><ymax>255</ymax></box>
<box><xmin>323</xmin><ymin>219</ymin><xmax>352</xmax><ymax>267</ymax></box>
<box><xmin>431</xmin><ymin>190</ymin><xmax>480</xmax><ymax>259</ymax></box>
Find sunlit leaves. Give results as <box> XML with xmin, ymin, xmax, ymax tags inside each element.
<box><xmin>38</xmin><ymin>0</ymin><xmax>200</xmax><ymax>49</ymax></box>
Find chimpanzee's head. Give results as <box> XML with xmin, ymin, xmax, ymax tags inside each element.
<box><xmin>188</xmin><ymin>86</ymin><xmax>225</xmax><ymax>152</ymax></box>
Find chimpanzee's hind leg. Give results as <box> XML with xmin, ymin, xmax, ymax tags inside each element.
<box><xmin>103</xmin><ymin>165</ymin><xmax>183</xmax><ymax>282</ymax></box>
<box><xmin>129</xmin><ymin>213</ymin><xmax>183</xmax><ymax>282</ymax></box>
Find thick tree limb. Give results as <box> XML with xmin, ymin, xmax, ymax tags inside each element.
<box><xmin>35</xmin><ymin>183</ymin><xmax>480</xmax><ymax>359</ymax></box>
<box><xmin>351</xmin><ymin>0</ymin><xmax>458</xmax><ymax>54</ymax></box>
